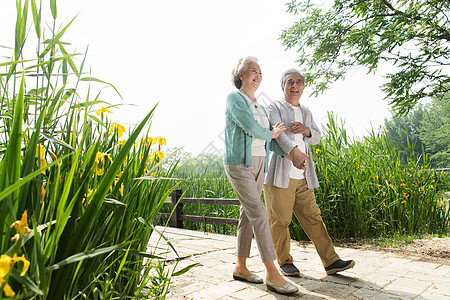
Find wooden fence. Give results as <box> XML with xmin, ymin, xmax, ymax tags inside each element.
<box><xmin>157</xmin><ymin>189</ymin><xmax>240</xmax><ymax>228</ymax></box>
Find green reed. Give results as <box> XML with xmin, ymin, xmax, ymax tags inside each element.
<box><xmin>170</xmin><ymin>113</ymin><xmax>449</xmax><ymax>241</ymax></box>
<box><xmin>0</xmin><ymin>1</ymin><xmax>191</xmax><ymax>299</ymax></box>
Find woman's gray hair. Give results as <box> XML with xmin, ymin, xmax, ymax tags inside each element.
<box><xmin>280</xmin><ymin>68</ymin><xmax>305</xmax><ymax>86</ymax></box>
<box><xmin>231</xmin><ymin>56</ymin><xmax>258</xmax><ymax>89</ymax></box>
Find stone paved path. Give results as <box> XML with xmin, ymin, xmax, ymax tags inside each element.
<box><xmin>148</xmin><ymin>226</ymin><xmax>450</xmax><ymax>299</ymax></box>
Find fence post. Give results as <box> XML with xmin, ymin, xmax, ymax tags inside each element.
<box><xmin>171</xmin><ymin>189</ymin><xmax>183</xmax><ymax>228</ymax></box>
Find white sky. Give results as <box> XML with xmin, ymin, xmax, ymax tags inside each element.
<box><xmin>1</xmin><ymin>1</ymin><xmax>392</xmax><ymax>155</ymax></box>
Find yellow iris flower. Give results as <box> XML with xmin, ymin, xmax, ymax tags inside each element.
<box><xmin>157</xmin><ymin>137</ymin><xmax>166</xmax><ymax>146</ymax></box>
<box><xmin>40</xmin><ymin>183</ymin><xmax>46</xmax><ymax>203</ymax></box>
<box><xmin>0</xmin><ymin>253</ymin><xmax>30</xmax><ymax>297</ymax></box>
<box><xmin>96</xmin><ymin>107</ymin><xmax>113</xmax><ymax>116</ymax></box>
<box><xmin>119</xmin><ymin>183</ymin><xmax>124</xmax><ymax>197</ymax></box>
<box><xmin>10</xmin><ymin>211</ymin><xmax>32</xmax><ymax>237</ymax></box>
<box><xmin>94</xmin><ymin>152</ymin><xmax>112</xmax><ymax>176</ymax></box>
<box><xmin>82</xmin><ymin>189</ymin><xmax>94</xmax><ymax>205</ymax></box>
<box><xmin>157</xmin><ymin>151</ymin><xmax>164</xmax><ymax>160</ymax></box>
<box><xmin>109</xmin><ymin>122</ymin><xmax>126</xmax><ymax>138</ymax></box>
<box><xmin>35</xmin><ymin>144</ymin><xmax>47</xmax><ymax>172</ymax></box>
<box><xmin>146</xmin><ymin>137</ymin><xmax>157</xmax><ymax>146</ymax></box>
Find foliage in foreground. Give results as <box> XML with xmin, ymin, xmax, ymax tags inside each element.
<box><xmin>0</xmin><ymin>1</ymin><xmax>190</xmax><ymax>298</ymax></box>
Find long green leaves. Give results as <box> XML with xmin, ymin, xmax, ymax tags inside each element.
<box><xmin>1</xmin><ymin>1</ymin><xmax>183</xmax><ymax>299</ymax></box>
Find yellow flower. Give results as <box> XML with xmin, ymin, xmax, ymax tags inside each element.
<box><xmin>148</xmin><ymin>137</ymin><xmax>157</xmax><ymax>145</ymax></box>
<box><xmin>35</xmin><ymin>144</ymin><xmax>45</xmax><ymax>159</ymax></box>
<box><xmin>35</xmin><ymin>144</ymin><xmax>47</xmax><ymax>173</ymax></box>
<box><xmin>0</xmin><ymin>253</ymin><xmax>30</xmax><ymax>297</ymax></box>
<box><xmin>150</xmin><ymin>172</ymin><xmax>156</xmax><ymax>182</ymax></box>
<box><xmin>439</xmin><ymin>201</ymin><xmax>445</xmax><ymax>206</ymax></box>
<box><xmin>40</xmin><ymin>183</ymin><xmax>46</xmax><ymax>203</ymax></box>
<box><xmin>419</xmin><ymin>187</ymin><xmax>425</xmax><ymax>192</ymax></box>
<box><xmin>96</xmin><ymin>168</ymin><xmax>104</xmax><ymax>176</ymax></box>
<box><xmin>2</xmin><ymin>281</ymin><xmax>15</xmax><ymax>297</ymax></box>
<box><xmin>383</xmin><ymin>202</ymin><xmax>387</xmax><ymax>207</ymax></box>
<box><xmin>10</xmin><ymin>211</ymin><xmax>32</xmax><ymax>237</ymax></box>
<box><xmin>38</xmin><ymin>158</ymin><xmax>47</xmax><ymax>172</ymax></box>
<box><xmin>402</xmin><ymin>193</ymin><xmax>409</xmax><ymax>199</ymax></box>
<box><xmin>109</xmin><ymin>122</ymin><xmax>126</xmax><ymax>138</ymax></box>
<box><xmin>401</xmin><ymin>200</ymin><xmax>406</xmax><ymax>204</ymax></box>
<box><xmin>157</xmin><ymin>137</ymin><xmax>166</xmax><ymax>146</ymax></box>
<box><xmin>119</xmin><ymin>183</ymin><xmax>124</xmax><ymax>197</ymax></box>
<box><xmin>96</xmin><ymin>107</ymin><xmax>112</xmax><ymax>116</ymax></box>
<box><xmin>157</xmin><ymin>151</ymin><xmax>164</xmax><ymax>160</ymax></box>
<box><xmin>94</xmin><ymin>152</ymin><xmax>112</xmax><ymax>176</ymax></box>
<box><xmin>428</xmin><ymin>185</ymin><xmax>434</xmax><ymax>190</ymax></box>
<box><xmin>82</xmin><ymin>189</ymin><xmax>94</xmax><ymax>205</ymax></box>
<box><xmin>315</xmin><ymin>148</ymin><xmax>321</xmax><ymax>154</ymax></box>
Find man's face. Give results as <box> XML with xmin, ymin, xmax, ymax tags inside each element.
<box><xmin>282</xmin><ymin>73</ymin><xmax>304</xmax><ymax>103</ymax></box>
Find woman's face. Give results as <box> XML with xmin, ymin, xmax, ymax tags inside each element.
<box><xmin>240</xmin><ymin>62</ymin><xmax>262</xmax><ymax>91</ymax></box>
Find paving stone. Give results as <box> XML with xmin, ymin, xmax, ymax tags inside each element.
<box><xmin>351</xmin><ymin>288</ymin><xmax>410</xmax><ymax>299</ymax></box>
<box><xmin>384</xmin><ymin>277</ymin><xmax>432</xmax><ymax>298</ymax></box>
<box><xmin>309</xmin><ymin>281</ymin><xmax>359</xmax><ymax>299</ymax></box>
<box><xmin>230</xmin><ymin>285</ymin><xmax>271</xmax><ymax>299</ymax></box>
<box><xmin>148</xmin><ymin>227</ymin><xmax>450</xmax><ymax>300</ymax></box>
<box><xmin>356</xmin><ymin>272</ymin><xmax>397</xmax><ymax>288</ymax></box>
<box><xmin>184</xmin><ymin>280</ymin><xmax>248</xmax><ymax>299</ymax></box>
<box><xmin>425</xmin><ymin>281</ymin><xmax>450</xmax><ymax>297</ymax></box>
<box><xmin>420</xmin><ymin>290</ymin><xmax>450</xmax><ymax>299</ymax></box>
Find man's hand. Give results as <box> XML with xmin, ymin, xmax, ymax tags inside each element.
<box><xmin>286</xmin><ymin>146</ymin><xmax>308</xmax><ymax>170</ymax></box>
<box><xmin>290</xmin><ymin>121</ymin><xmax>311</xmax><ymax>137</ymax></box>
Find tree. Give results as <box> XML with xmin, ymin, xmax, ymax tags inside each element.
<box><xmin>384</xmin><ymin>105</ymin><xmax>426</xmax><ymax>163</ymax></box>
<box><xmin>419</xmin><ymin>96</ymin><xmax>450</xmax><ymax>167</ymax></box>
<box><xmin>281</xmin><ymin>0</ymin><xmax>450</xmax><ymax>115</ymax></box>
<box><xmin>384</xmin><ymin>95</ymin><xmax>450</xmax><ymax>167</ymax></box>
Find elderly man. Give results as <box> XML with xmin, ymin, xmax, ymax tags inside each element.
<box><xmin>264</xmin><ymin>69</ymin><xmax>355</xmax><ymax>276</ymax></box>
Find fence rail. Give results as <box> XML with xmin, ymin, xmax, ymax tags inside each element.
<box><xmin>157</xmin><ymin>189</ymin><xmax>240</xmax><ymax>228</ymax></box>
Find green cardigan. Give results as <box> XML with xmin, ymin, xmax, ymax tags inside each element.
<box><xmin>224</xmin><ymin>91</ymin><xmax>284</xmax><ymax>171</ymax></box>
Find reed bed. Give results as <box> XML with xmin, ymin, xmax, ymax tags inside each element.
<box><xmin>166</xmin><ymin>113</ymin><xmax>449</xmax><ymax>241</ymax></box>
<box><xmin>0</xmin><ymin>1</ymin><xmax>190</xmax><ymax>299</ymax></box>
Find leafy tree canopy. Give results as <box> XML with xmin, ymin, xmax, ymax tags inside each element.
<box><xmin>281</xmin><ymin>0</ymin><xmax>450</xmax><ymax>115</ymax></box>
<box><xmin>384</xmin><ymin>95</ymin><xmax>450</xmax><ymax>167</ymax></box>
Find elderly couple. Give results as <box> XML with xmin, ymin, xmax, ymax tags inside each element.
<box><xmin>224</xmin><ymin>56</ymin><xmax>355</xmax><ymax>295</ymax></box>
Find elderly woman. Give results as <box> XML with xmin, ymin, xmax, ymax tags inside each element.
<box><xmin>224</xmin><ymin>56</ymin><xmax>298</xmax><ymax>295</ymax></box>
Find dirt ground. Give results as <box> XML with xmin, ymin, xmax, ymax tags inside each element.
<box><xmin>298</xmin><ymin>236</ymin><xmax>450</xmax><ymax>265</ymax></box>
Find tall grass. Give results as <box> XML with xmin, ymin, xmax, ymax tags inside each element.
<box><xmin>0</xmin><ymin>1</ymin><xmax>188</xmax><ymax>299</ymax></box>
<box><xmin>305</xmin><ymin>113</ymin><xmax>449</xmax><ymax>239</ymax></box>
<box><xmin>168</xmin><ymin>113</ymin><xmax>450</xmax><ymax>240</ymax></box>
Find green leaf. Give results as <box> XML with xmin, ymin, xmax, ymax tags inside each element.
<box><xmin>30</xmin><ymin>0</ymin><xmax>41</xmax><ymax>38</ymax></box>
<box><xmin>50</xmin><ymin>0</ymin><xmax>57</xmax><ymax>19</ymax></box>
<box><xmin>48</xmin><ymin>244</ymin><xmax>126</xmax><ymax>272</ymax></box>
<box><xmin>0</xmin><ymin>153</ymin><xmax>73</xmax><ymax>203</ymax></box>
<box><xmin>80</xmin><ymin>77</ymin><xmax>123</xmax><ymax>99</ymax></box>
<box><xmin>172</xmin><ymin>263</ymin><xmax>201</xmax><ymax>277</ymax></box>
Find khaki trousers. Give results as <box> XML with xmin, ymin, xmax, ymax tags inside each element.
<box><xmin>225</xmin><ymin>156</ymin><xmax>276</xmax><ymax>263</ymax></box>
<box><xmin>264</xmin><ymin>178</ymin><xmax>339</xmax><ymax>268</ymax></box>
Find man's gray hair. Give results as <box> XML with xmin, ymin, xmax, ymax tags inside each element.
<box><xmin>280</xmin><ymin>68</ymin><xmax>305</xmax><ymax>86</ymax></box>
<box><xmin>232</xmin><ymin>56</ymin><xmax>259</xmax><ymax>89</ymax></box>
